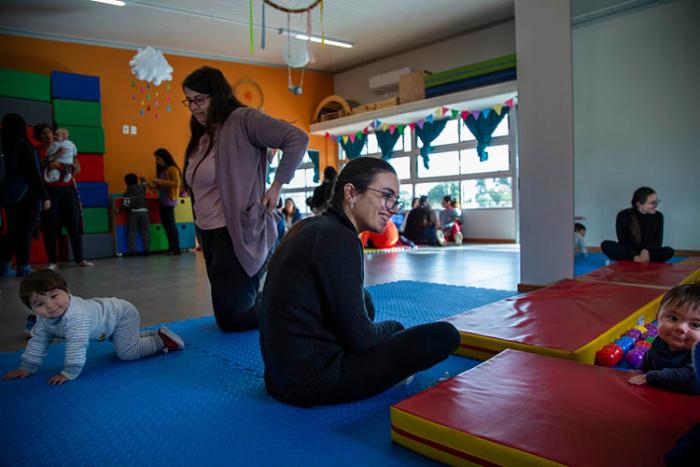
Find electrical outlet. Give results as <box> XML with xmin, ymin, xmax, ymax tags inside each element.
<box><xmin>122</xmin><ymin>124</ymin><xmax>129</xmax><ymax>135</ymax></box>
<box><xmin>130</xmin><ymin>125</ymin><xmax>137</xmax><ymax>135</ymax></box>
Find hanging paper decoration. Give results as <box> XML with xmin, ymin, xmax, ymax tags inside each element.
<box><xmin>425</xmin><ymin>114</ymin><xmax>434</xmax><ymax>124</ymax></box>
<box><xmin>482</xmin><ymin>108</ymin><xmax>491</xmax><ymax>118</ymax></box>
<box><xmin>260</xmin><ymin>1</ymin><xmax>266</xmax><ymax>49</ymax></box>
<box><xmin>129</xmin><ymin>47</ymin><xmax>173</xmax><ymax>85</ymax></box>
<box><xmin>505</xmin><ymin>98</ymin><xmax>515</xmax><ymax>108</ymax></box>
<box><xmin>471</xmin><ymin>110</ymin><xmax>481</xmax><ymax>120</ymax></box>
<box><xmin>493</xmin><ymin>104</ymin><xmax>504</xmax><ymax>115</ymax></box>
<box><xmin>451</xmin><ymin>109</ymin><xmax>460</xmax><ymax>119</ymax></box>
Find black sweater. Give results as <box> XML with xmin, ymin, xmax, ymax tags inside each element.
<box><xmin>2</xmin><ymin>139</ymin><xmax>48</xmax><ymax>204</ymax></box>
<box><xmin>642</xmin><ymin>338</ymin><xmax>699</xmax><ymax>394</ymax></box>
<box><xmin>260</xmin><ymin>207</ymin><xmax>404</xmax><ymax>405</ymax></box>
<box><xmin>615</xmin><ymin>208</ymin><xmax>664</xmax><ymax>252</ymax></box>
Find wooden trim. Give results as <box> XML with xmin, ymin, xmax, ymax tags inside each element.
<box><xmin>517</xmin><ymin>283</ymin><xmax>544</xmax><ymax>292</ymax></box>
<box><xmin>464</xmin><ymin>238</ymin><xmax>516</xmax><ymax>244</ymax></box>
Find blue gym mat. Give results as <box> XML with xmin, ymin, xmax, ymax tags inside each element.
<box><xmin>574</xmin><ymin>252</ymin><xmax>685</xmax><ymax>277</ymax></box>
<box><xmin>0</xmin><ymin>281</ymin><xmax>515</xmax><ymax>467</ymax></box>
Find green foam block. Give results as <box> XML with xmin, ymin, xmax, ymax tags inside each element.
<box><xmin>425</xmin><ymin>54</ymin><xmax>517</xmax><ymax>88</ymax></box>
<box><xmin>53</xmin><ymin>99</ymin><xmax>102</xmax><ymax>127</ymax></box>
<box><xmin>0</xmin><ymin>68</ymin><xmax>51</xmax><ymax>102</ymax></box>
<box><xmin>64</xmin><ymin>125</ymin><xmax>105</xmax><ymax>154</ymax></box>
<box><xmin>149</xmin><ymin>224</ymin><xmax>169</xmax><ymax>252</ymax></box>
<box><xmin>82</xmin><ymin>207</ymin><xmax>110</xmax><ymax>234</ymax></box>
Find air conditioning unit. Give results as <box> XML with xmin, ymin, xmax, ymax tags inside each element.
<box><xmin>368</xmin><ymin>67</ymin><xmax>413</xmax><ymax>91</ymax></box>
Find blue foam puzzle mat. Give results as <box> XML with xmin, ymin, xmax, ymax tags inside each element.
<box><xmin>574</xmin><ymin>252</ymin><xmax>686</xmax><ymax>277</ymax></box>
<box><xmin>0</xmin><ymin>281</ymin><xmax>515</xmax><ymax>466</ymax></box>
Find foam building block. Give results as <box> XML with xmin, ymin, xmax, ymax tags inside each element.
<box><xmin>75</xmin><ymin>154</ymin><xmax>104</xmax><ymax>182</ymax></box>
<box><xmin>391</xmin><ymin>350</ymin><xmax>700</xmax><ymax>466</ymax></box>
<box><xmin>77</xmin><ymin>182</ymin><xmax>109</xmax><ymax>208</ymax></box>
<box><xmin>147</xmin><ymin>199</ymin><xmax>161</xmax><ymax>225</ymax></box>
<box><xmin>177</xmin><ymin>222</ymin><xmax>196</xmax><ymax>249</ymax></box>
<box><xmin>0</xmin><ymin>96</ymin><xmax>53</xmax><ymax>125</ymax></box>
<box><xmin>64</xmin><ymin>126</ymin><xmax>105</xmax><ymax>154</ymax></box>
<box><xmin>446</xmin><ymin>279</ymin><xmax>664</xmax><ymax>363</ymax></box>
<box><xmin>0</xmin><ymin>68</ymin><xmax>50</xmax><ymax>102</ymax></box>
<box><xmin>174</xmin><ymin>197</ymin><xmax>193</xmax><ymax>223</ymax></box>
<box><xmin>50</xmin><ymin>71</ymin><xmax>100</xmax><ymax>102</ymax></box>
<box><xmin>81</xmin><ymin>207</ymin><xmax>110</xmax><ymax>234</ymax></box>
<box><xmin>114</xmin><ymin>224</ymin><xmax>169</xmax><ymax>254</ymax></box>
<box><xmin>53</xmin><ymin>99</ymin><xmax>102</xmax><ymax>127</ymax></box>
<box><xmin>67</xmin><ymin>233</ymin><xmax>114</xmax><ymax>260</ymax></box>
<box><xmin>149</xmin><ymin>224</ymin><xmax>169</xmax><ymax>252</ymax></box>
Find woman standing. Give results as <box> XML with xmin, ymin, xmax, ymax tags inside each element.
<box><xmin>150</xmin><ymin>148</ymin><xmax>181</xmax><ymax>255</ymax></box>
<box><xmin>33</xmin><ymin>123</ymin><xmax>93</xmax><ymax>270</ymax></box>
<box><xmin>601</xmin><ymin>186</ymin><xmax>674</xmax><ymax>263</ymax></box>
<box><xmin>0</xmin><ymin>114</ymin><xmax>49</xmax><ymax>277</ymax></box>
<box><xmin>182</xmin><ymin>66</ymin><xmax>308</xmax><ymax>331</ymax></box>
<box><xmin>261</xmin><ymin>157</ymin><xmax>460</xmax><ymax>407</ymax></box>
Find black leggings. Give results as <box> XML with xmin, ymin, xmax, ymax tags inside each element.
<box><xmin>197</xmin><ymin>226</ymin><xmax>260</xmax><ymax>331</ymax></box>
<box><xmin>321</xmin><ymin>321</ymin><xmax>460</xmax><ymax>405</ymax></box>
<box><xmin>159</xmin><ymin>205</ymin><xmax>180</xmax><ymax>253</ymax></box>
<box><xmin>0</xmin><ymin>193</ymin><xmax>40</xmax><ymax>267</ymax></box>
<box><xmin>42</xmin><ymin>185</ymin><xmax>84</xmax><ymax>263</ymax></box>
<box><xmin>601</xmin><ymin>240</ymin><xmax>674</xmax><ymax>263</ymax></box>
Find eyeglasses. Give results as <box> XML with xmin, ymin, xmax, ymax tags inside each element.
<box><xmin>646</xmin><ymin>199</ymin><xmax>661</xmax><ymax>207</ymax></box>
<box><xmin>181</xmin><ymin>95</ymin><xmax>210</xmax><ymax>108</ymax></box>
<box><xmin>365</xmin><ymin>187</ymin><xmax>404</xmax><ymax>212</ymax></box>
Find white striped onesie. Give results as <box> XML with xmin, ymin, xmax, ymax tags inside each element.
<box><xmin>21</xmin><ymin>295</ymin><xmax>164</xmax><ymax>380</ymax></box>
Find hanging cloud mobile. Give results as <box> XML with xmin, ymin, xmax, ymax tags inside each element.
<box><xmin>129</xmin><ymin>47</ymin><xmax>173</xmax><ymax>86</ymax></box>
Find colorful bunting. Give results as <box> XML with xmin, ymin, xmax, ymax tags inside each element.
<box><xmin>389</xmin><ymin>124</ymin><xmax>396</xmax><ymax>135</ymax></box>
<box><xmin>482</xmin><ymin>108</ymin><xmax>491</xmax><ymax>118</ymax></box>
<box><xmin>425</xmin><ymin>114</ymin><xmax>434</xmax><ymax>124</ymax></box>
<box><xmin>493</xmin><ymin>104</ymin><xmax>504</xmax><ymax>115</ymax></box>
<box><xmin>349</xmin><ymin>134</ymin><xmax>355</xmax><ymax>143</ymax></box>
<box><xmin>416</xmin><ymin>120</ymin><xmax>425</xmax><ymax>129</ymax></box>
<box><xmin>505</xmin><ymin>98</ymin><xmax>514</xmax><ymax>108</ymax></box>
<box><xmin>325</xmin><ymin>132</ymin><xmax>330</xmax><ymax>139</ymax></box>
<box><xmin>341</xmin><ymin>136</ymin><xmax>348</xmax><ymax>144</ymax></box>
<box><xmin>451</xmin><ymin>109</ymin><xmax>460</xmax><ymax>119</ymax></box>
<box><xmin>471</xmin><ymin>110</ymin><xmax>481</xmax><ymax>120</ymax></box>
<box><xmin>461</xmin><ymin>111</ymin><xmax>470</xmax><ymax>120</ymax></box>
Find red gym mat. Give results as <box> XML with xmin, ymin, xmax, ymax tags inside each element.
<box><xmin>578</xmin><ymin>260</ymin><xmax>700</xmax><ymax>289</ymax></box>
<box><xmin>391</xmin><ymin>350</ymin><xmax>700</xmax><ymax>466</ymax></box>
<box><xmin>445</xmin><ymin>279</ymin><xmax>663</xmax><ymax>362</ymax></box>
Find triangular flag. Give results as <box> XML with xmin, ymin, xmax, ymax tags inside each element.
<box><xmin>397</xmin><ymin>124</ymin><xmax>406</xmax><ymax>134</ymax></box>
<box><xmin>461</xmin><ymin>111</ymin><xmax>470</xmax><ymax>120</ymax></box>
<box><xmin>389</xmin><ymin>125</ymin><xmax>396</xmax><ymax>135</ymax></box>
<box><xmin>493</xmin><ymin>104</ymin><xmax>504</xmax><ymax>115</ymax></box>
<box><xmin>409</xmin><ymin>122</ymin><xmax>416</xmax><ymax>130</ymax></box>
<box><xmin>336</xmin><ymin>136</ymin><xmax>342</xmax><ymax>143</ymax></box>
<box><xmin>382</xmin><ymin>123</ymin><xmax>390</xmax><ymax>131</ymax></box>
<box><xmin>325</xmin><ymin>132</ymin><xmax>330</xmax><ymax>139</ymax></box>
<box><xmin>434</xmin><ymin>108</ymin><xmax>443</xmax><ymax>118</ymax></box>
<box><xmin>375</xmin><ymin>120</ymin><xmax>382</xmax><ymax>128</ymax></box>
<box><xmin>451</xmin><ymin>109</ymin><xmax>459</xmax><ymax>119</ymax></box>
<box><xmin>472</xmin><ymin>110</ymin><xmax>481</xmax><ymax>120</ymax></box>
<box><xmin>342</xmin><ymin>136</ymin><xmax>349</xmax><ymax>144</ymax></box>
<box><xmin>369</xmin><ymin>120</ymin><xmax>376</xmax><ymax>129</ymax></box>
<box><xmin>482</xmin><ymin>108</ymin><xmax>492</xmax><ymax>118</ymax></box>
<box><xmin>505</xmin><ymin>98</ymin><xmax>514</xmax><ymax>108</ymax></box>
<box><xmin>426</xmin><ymin>114</ymin><xmax>434</xmax><ymax>124</ymax></box>
<box><xmin>356</xmin><ymin>131</ymin><xmax>363</xmax><ymax>139</ymax></box>
<box><xmin>362</xmin><ymin>127</ymin><xmax>369</xmax><ymax>135</ymax></box>
<box><xmin>349</xmin><ymin>134</ymin><xmax>356</xmax><ymax>143</ymax></box>
<box><xmin>442</xmin><ymin>106</ymin><xmax>449</xmax><ymax>115</ymax></box>
<box><xmin>416</xmin><ymin>120</ymin><xmax>425</xmax><ymax>129</ymax></box>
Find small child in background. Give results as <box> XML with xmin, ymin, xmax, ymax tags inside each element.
<box><xmin>44</xmin><ymin>128</ymin><xmax>77</xmax><ymax>183</ymax></box>
<box><xmin>3</xmin><ymin>269</ymin><xmax>184</xmax><ymax>385</ymax></box>
<box><xmin>121</xmin><ymin>173</ymin><xmax>150</xmax><ymax>256</ymax></box>
<box><xmin>574</xmin><ymin>223</ymin><xmax>588</xmax><ymax>256</ymax></box>
<box><xmin>628</xmin><ymin>283</ymin><xmax>700</xmax><ymax>394</ymax></box>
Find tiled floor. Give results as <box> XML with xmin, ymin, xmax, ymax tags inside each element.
<box><xmin>0</xmin><ymin>244</ymin><xmax>520</xmax><ymax>352</ymax></box>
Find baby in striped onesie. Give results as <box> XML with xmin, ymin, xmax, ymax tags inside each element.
<box><xmin>3</xmin><ymin>269</ymin><xmax>185</xmax><ymax>385</ymax></box>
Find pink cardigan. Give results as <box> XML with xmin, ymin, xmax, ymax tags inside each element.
<box><xmin>215</xmin><ymin>107</ymin><xmax>308</xmax><ymax>277</ymax></box>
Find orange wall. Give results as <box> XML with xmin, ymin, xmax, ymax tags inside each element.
<box><xmin>0</xmin><ymin>33</ymin><xmax>336</xmax><ymax>192</ymax></box>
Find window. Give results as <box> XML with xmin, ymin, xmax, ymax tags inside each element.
<box><xmin>277</xmin><ymin>149</ymin><xmax>320</xmax><ymax>215</ymax></box>
<box><xmin>461</xmin><ymin>177</ymin><xmax>513</xmax><ymax>208</ymax></box>
<box><xmin>416</xmin><ymin>119</ymin><xmax>460</xmax><ymax>148</ymax></box>
<box><xmin>460</xmin><ymin>145</ymin><xmax>509</xmax><ymax>175</ymax></box>
<box><xmin>415</xmin><ymin>181</ymin><xmax>460</xmax><ymax>209</ymax></box>
<box><xmin>417</xmin><ymin>151</ymin><xmax>460</xmax><ymax>178</ymax></box>
<box><xmin>389</xmin><ymin>156</ymin><xmax>411</xmax><ymax>180</ymax></box>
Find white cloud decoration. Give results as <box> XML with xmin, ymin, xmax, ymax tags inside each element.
<box><xmin>129</xmin><ymin>47</ymin><xmax>173</xmax><ymax>86</ymax></box>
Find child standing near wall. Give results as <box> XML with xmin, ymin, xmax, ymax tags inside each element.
<box><xmin>3</xmin><ymin>269</ymin><xmax>184</xmax><ymax>385</ymax></box>
<box><xmin>574</xmin><ymin>223</ymin><xmax>588</xmax><ymax>256</ymax></box>
<box><xmin>121</xmin><ymin>173</ymin><xmax>150</xmax><ymax>256</ymax></box>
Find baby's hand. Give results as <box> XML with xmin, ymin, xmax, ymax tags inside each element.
<box><xmin>628</xmin><ymin>374</ymin><xmax>647</xmax><ymax>386</ymax></box>
<box><xmin>48</xmin><ymin>373</ymin><xmax>69</xmax><ymax>385</ymax></box>
<box><xmin>3</xmin><ymin>368</ymin><xmax>32</xmax><ymax>380</ymax></box>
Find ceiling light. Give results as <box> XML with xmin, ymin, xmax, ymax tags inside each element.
<box><xmin>89</xmin><ymin>0</ymin><xmax>126</xmax><ymax>6</ymax></box>
<box><xmin>294</xmin><ymin>34</ymin><xmax>353</xmax><ymax>49</ymax></box>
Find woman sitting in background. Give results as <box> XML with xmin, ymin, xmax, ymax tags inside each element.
<box><xmin>601</xmin><ymin>186</ymin><xmax>674</xmax><ymax>263</ymax></box>
<box><xmin>403</xmin><ymin>196</ymin><xmax>445</xmax><ymax>246</ymax></box>
<box><xmin>281</xmin><ymin>197</ymin><xmax>302</xmax><ymax>234</ymax></box>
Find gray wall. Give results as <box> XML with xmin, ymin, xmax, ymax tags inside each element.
<box><xmin>334</xmin><ymin>20</ymin><xmax>515</xmax><ymax>105</ymax></box>
<box><xmin>573</xmin><ymin>0</ymin><xmax>700</xmax><ymax>250</ymax></box>
<box><xmin>516</xmin><ymin>0</ymin><xmax>574</xmax><ymax>285</ymax></box>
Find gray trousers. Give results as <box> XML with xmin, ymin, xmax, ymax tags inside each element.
<box><xmin>128</xmin><ymin>210</ymin><xmax>150</xmax><ymax>253</ymax></box>
<box><xmin>113</xmin><ymin>303</ymin><xmax>163</xmax><ymax>360</ymax></box>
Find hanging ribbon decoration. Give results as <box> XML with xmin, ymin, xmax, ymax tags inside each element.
<box><xmin>260</xmin><ymin>1</ymin><xmax>266</xmax><ymax>49</ymax></box>
<box><xmin>249</xmin><ymin>0</ymin><xmax>254</xmax><ymax>54</ymax></box>
<box><xmin>320</xmin><ymin>0</ymin><xmax>325</xmax><ymax>48</ymax></box>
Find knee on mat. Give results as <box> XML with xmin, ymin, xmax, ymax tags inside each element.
<box><xmin>115</xmin><ymin>348</ymin><xmax>141</xmax><ymax>361</ymax></box>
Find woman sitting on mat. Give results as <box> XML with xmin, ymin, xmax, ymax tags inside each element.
<box><xmin>601</xmin><ymin>186</ymin><xmax>674</xmax><ymax>263</ymax></box>
<box><xmin>260</xmin><ymin>157</ymin><xmax>460</xmax><ymax>407</ymax></box>
<box><xmin>403</xmin><ymin>195</ymin><xmax>446</xmax><ymax>246</ymax></box>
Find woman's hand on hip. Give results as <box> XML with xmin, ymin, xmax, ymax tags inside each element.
<box><xmin>262</xmin><ymin>181</ymin><xmax>282</xmax><ymax>210</ymax></box>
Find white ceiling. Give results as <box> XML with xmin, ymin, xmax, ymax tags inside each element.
<box><xmin>0</xmin><ymin>0</ymin><xmax>514</xmax><ymax>73</ymax></box>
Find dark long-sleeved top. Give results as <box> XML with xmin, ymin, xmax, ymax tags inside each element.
<box><xmin>616</xmin><ymin>208</ymin><xmax>664</xmax><ymax>252</ymax></box>
<box><xmin>642</xmin><ymin>337</ymin><xmax>699</xmax><ymax>394</ymax></box>
<box><xmin>123</xmin><ymin>183</ymin><xmax>148</xmax><ymax>211</ymax></box>
<box><xmin>260</xmin><ymin>207</ymin><xmax>404</xmax><ymax>405</ymax></box>
<box><xmin>2</xmin><ymin>139</ymin><xmax>48</xmax><ymax>204</ymax></box>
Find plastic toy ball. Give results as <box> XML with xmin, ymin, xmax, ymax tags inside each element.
<box><xmin>624</xmin><ymin>347</ymin><xmax>647</xmax><ymax>369</ymax></box>
<box><xmin>645</xmin><ymin>327</ymin><xmax>658</xmax><ymax>338</ymax></box>
<box><xmin>634</xmin><ymin>325</ymin><xmax>648</xmax><ymax>334</ymax></box>
<box><xmin>615</xmin><ymin>336</ymin><xmax>635</xmax><ymax>353</ymax></box>
<box><xmin>634</xmin><ymin>340</ymin><xmax>652</xmax><ymax>349</ymax></box>
<box><xmin>645</xmin><ymin>336</ymin><xmax>656</xmax><ymax>343</ymax></box>
<box><xmin>596</xmin><ymin>344</ymin><xmax>624</xmax><ymax>367</ymax></box>
<box><xmin>624</xmin><ymin>329</ymin><xmax>643</xmax><ymax>341</ymax></box>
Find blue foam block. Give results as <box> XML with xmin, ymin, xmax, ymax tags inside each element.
<box><xmin>574</xmin><ymin>252</ymin><xmax>686</xmax><ymax>277</ymax></box>
<box><xmin>50</xmin><ymin>71</ymin><xmax>100</xmax><ymax>102</ymax></box>
<box><xmin>425</xmin><ymin>68</ymin><xmax>517</xmax><ymax>98</ymax></box>
<box><xmin>177</xmin><ymin>222</ymin><xmax>196</xmax><ymax>249</ymax></box>
<box><xmin>76</xmin><ymin>182</ymin><xmax>109</xmax><ymax>208</ymax></box>
<box><xmin>0</xmin><ymin>282</ymin><xmax>514</xmax><ymax>465</ymax></box>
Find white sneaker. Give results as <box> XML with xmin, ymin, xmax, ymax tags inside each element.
<box><xmin>454</xmin><ymin>232</ymin><xmax>463</xmax><ymax>245</ymax></box>
<box><xmin>77</xmin><ymin>260</ymin><xmax>94</xmax><ymax>267</ymax></box>
<box><xmin>436</xmin><ymin>230</ymin><xmax>447</xmax><ymax>246</ymax></box>
<box><xmin>47</xmin><ymin>263</ymin><xmax>57</xmax><ymax>270</ymax></box>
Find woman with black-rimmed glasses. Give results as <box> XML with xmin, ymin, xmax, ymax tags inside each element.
<box><xmin>601</xmin><ymin>186</ymin><xmax>674</xmax><ymax>263</ymax></box>
<box><xmin>260</xmin><ymin>157</ymin><xmax>459</xmax><ymax>407</ymax></box>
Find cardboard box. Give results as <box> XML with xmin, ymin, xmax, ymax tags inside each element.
<box><xmin>399</xmin><ymin>70</ymin><xmax>426</xmax><ymax>104</ymax></box>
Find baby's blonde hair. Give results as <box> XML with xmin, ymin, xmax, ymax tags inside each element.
<box><xmin>54</xmin><ymin>128</ymin><xmax>69</xmax><ymax>141</ymax></box>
